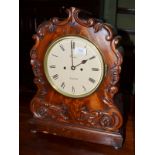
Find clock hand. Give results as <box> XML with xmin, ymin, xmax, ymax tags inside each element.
<box><xmin>74</xmin><ymin>59</ymin><xmax>88</xmax><ymax>68</ymax></box>
<box><xmin>74</xmin><ymin>56</ymin><xmax>96</xmax><ymax>68</ymax></box>
<box><xmin>71</xmin><ymin>40</ymin><xmax>74</xmax><ymax>68</ymax></box>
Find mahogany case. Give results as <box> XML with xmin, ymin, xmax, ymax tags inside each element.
<box><xmin>29</xmin><ymin>7</ymin><xmax>124</xmax><ymax>149</ymax></box>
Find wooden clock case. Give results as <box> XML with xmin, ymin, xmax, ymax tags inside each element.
<box><xmin>30</xmin><ymin>7</ymin><xmax>124</xmax><ymax>149</ymax></box>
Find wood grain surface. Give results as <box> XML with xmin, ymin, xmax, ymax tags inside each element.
<box><xmin>20</xmin><ymin>93</ymin><xmax>135</xmax><ymax>155</ymax></box>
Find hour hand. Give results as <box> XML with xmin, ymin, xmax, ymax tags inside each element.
<box><xmin>74</xmin><ymin>60</ymin><xmax>87</xmax><ymax>68</ymax></box>
<box><xmin>74</xmin><ymin>55</ymin><xmax>96</xmax><ymax>68</ymax></box>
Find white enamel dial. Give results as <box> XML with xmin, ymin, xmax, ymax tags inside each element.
<box><xmin>44</xmin><ymin>36</ymin><xmax>105</xmax><ymax>98</ymax></box>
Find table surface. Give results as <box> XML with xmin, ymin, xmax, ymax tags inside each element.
<box><xmin>20</xmin><ymin>93</ymin><xmax>135</xmax><ymax>155</ymax></box>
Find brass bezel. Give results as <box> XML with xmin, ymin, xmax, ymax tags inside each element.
<box><xmin>44</xmin><ymin>35</ymin><xmax>105</xmax><ymax>98</ymax></box>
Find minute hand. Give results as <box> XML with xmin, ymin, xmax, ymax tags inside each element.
<box><xmin>71</xmin><ymin>40</ymin><xmax>74</xmax><ymax>67</ymax></box>
<box><xmin>74</xmin><ymin>56</ymin><xmax>96</xmax><ymax>68</ymax></box>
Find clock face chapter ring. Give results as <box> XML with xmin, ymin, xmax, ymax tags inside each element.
<box><xmin>44</xmin><ymin>35</ymin><xmax>105</xmax><ymax>98</ymax></box>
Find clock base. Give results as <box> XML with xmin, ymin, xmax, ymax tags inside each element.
<box><xmin>29</xmin><ymin>117</ymin><xmax>123</xmax><ymax>149</ymax></box>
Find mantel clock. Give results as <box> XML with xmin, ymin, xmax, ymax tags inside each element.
<box><xmin>30</xmin><ymin>7</ymin><xmax>124</xmax><ymax>149</ymax></box>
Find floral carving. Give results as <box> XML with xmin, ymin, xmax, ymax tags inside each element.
<box><xmin>30</xmin><ymin>33</ymin><xmax>48</xmax><ymax>99</ymax></box>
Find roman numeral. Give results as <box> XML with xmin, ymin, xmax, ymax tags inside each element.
<box><xmin>89</xmin><ymin>77</ymin><xmax>95</xmax><ymax>83</ymax></box>
<box><xmin>52</xmin><ymin>54</ymin><xmax>58</xmax><ymax>57</ymax></box>
<box><xmin>52</xmin><ymin>74</ymin><xmax>59</xmax><ymax>80</ymax></box>
<box><xmin>92</xmin><ymin>68</ymin><xmax>99</xmax><ymax>71</ymax></box>
<box><xmin>82</xmin><ymin>85</ymin><xmax>86</xmax><ymax>91</ymax></box>
<box><xmin>59</xmin><ymin>44</ymin><xmax>65</xmax><ymax>51</ymax></box>
<box><xmin>72</xmin><ymin>86</ymin><xmax>75</xmax><ymax>93</ymax></box>
<box><xmin>89</xmin><ymin>56</ymin><xmax>96</xmax><ymax>60</ymax></box>
<box><xmin>50</xmin><ymin>65</ymin><xmax>56</xmax><ymax>68</ymax></box>
<box><xmin>61</xmin><ymin>82</ymin><xmax>65</xmax><ymax>89</ymax></box>
<box><xmin>71</xmin><ymin>41</ymin><xmax>75</xmax><ymax>49</ymax></box>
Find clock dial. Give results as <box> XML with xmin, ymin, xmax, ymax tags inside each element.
<box><xmin>44</xmin><ymin>36</ymin><xmax>105</xmax><ymax>98</ymax></box>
